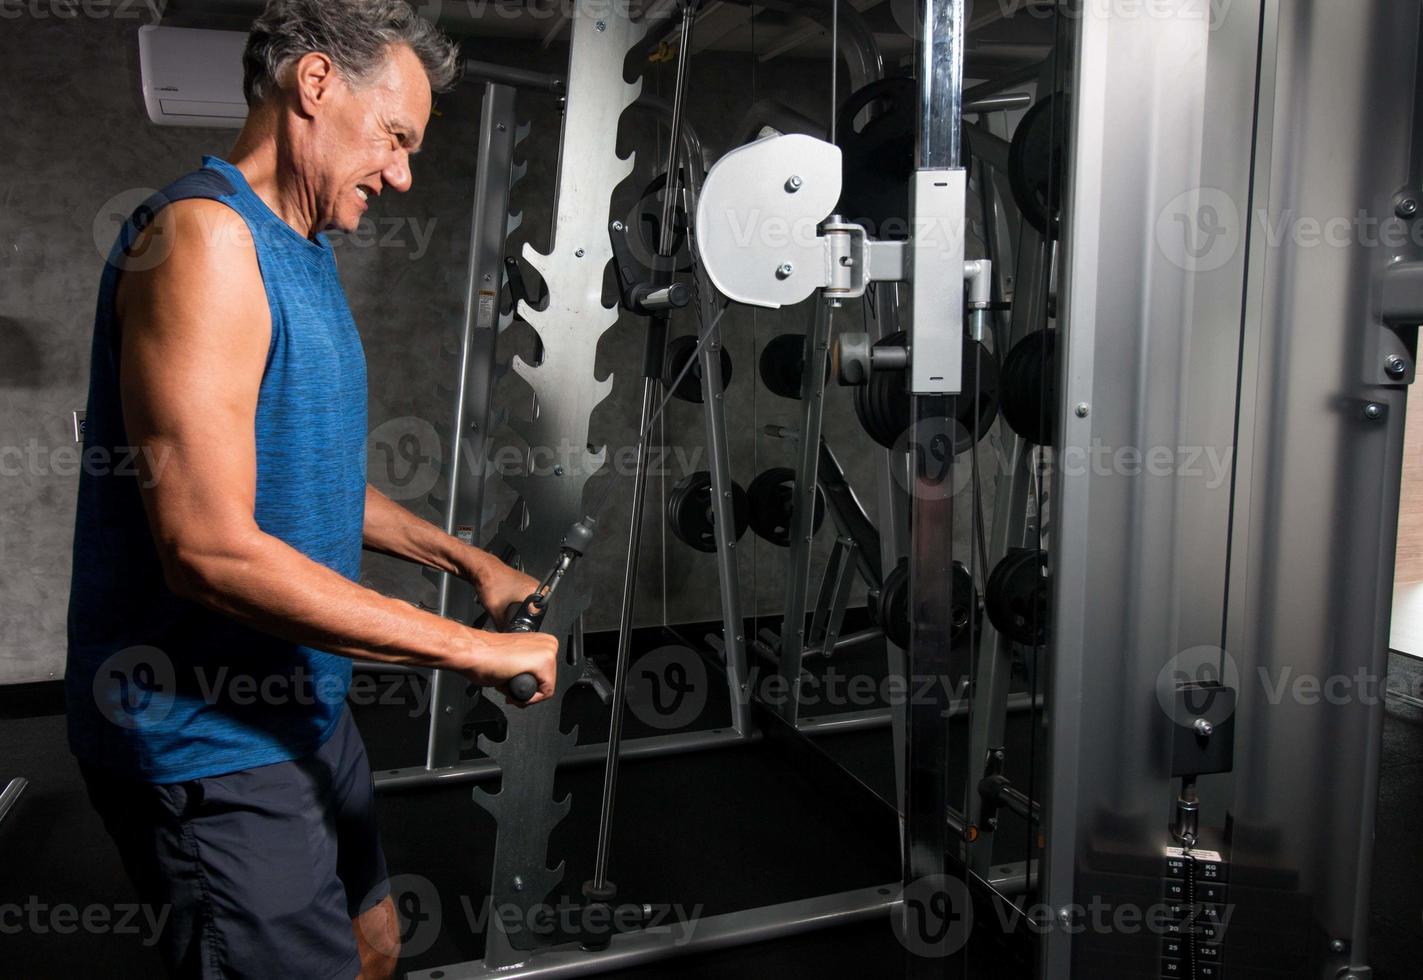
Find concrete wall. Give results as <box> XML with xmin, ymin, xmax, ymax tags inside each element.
<box><xmin>0</xmin><ymin>11</ymin><xmax>987</xmax><ymax>684</ymax></box>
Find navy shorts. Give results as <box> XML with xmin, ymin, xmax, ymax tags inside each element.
<box><xmin>79</xmin><ymin>707</ymin><xmax>390</xmax><ymax>979</ymax></box>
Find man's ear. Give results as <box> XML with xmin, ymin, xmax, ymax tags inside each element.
<box><xmin>290</xmin><ymin>51</ymin><xmax>340</xmax><ymax>117</ymax></box>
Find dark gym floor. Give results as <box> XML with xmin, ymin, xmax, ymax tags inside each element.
<box><xmin>3</xmin><ymin>643</ymin><xmax>1422</xmax><ymax>978</ymax></box>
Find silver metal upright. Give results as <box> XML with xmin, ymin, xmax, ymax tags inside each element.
<box><xmin>592</xmin><ymin>0</ymin><xmax>699</xmax><ymax>893</ymax></box>
<box><xmin>965</xmin><ymin>213</ymin><xmax>1042</xmax><ymax>880</ymax></box>
<box><xmin>901</xmin><ymin>0</ymin><xmax>967</xmax><ymax>967</ymax></box>
<box><xmin>471</xmin><ymin>2</ymin><xmax>648</xmax><ymax>966</ymax></box>
<box><xmin>426</xmin><ymin>81</ymin><xmax>523</xmax><ymax>770</ymax></box>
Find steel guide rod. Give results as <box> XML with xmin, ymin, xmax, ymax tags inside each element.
<box><xmin>773</xmin><ymin>297</ymin><xmax>836</xmax><ymax>725</ymax></box>
<box><xmin>902</xmin><ymin>0</ymin><xmax>968</xmax><ymax>971</ymax></box>
<box><xmin>680</xmin><ymin>160</ymin><xmax>753</xmax><ymax>737</ymax></box>
<box><xmin>592</xmin><ymin>0</ymin><xmax>701</xmax><ymax>896</ymax></box>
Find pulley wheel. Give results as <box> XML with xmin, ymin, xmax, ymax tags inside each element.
<box><xmin>999</xmin><ymin>329</ymin><xmax>1058</xmax><ymax>447</ymax></box>
<box><xmin>853</xmin><ymin>331</ymin><xmax>1000</xmax><ymax>451</ymax></box>
<box><xmin>664</xmin><ymin>334</ymin><xmax>733</xmax><ymax>404</ymax></box>
<box><xmin>1007</xmin><ymin>94</ymin><xmax>1068</xmax><ymax>236</ymax></box>
<box><xmin>746</xmin><ymin>467</ymin><xmax>826</xmax><ymax>547</ymax></box>
<box><xmin>985</xmin><ymin>548</ymin><xmax>1050</xmax><ymax>646</ymax></box>
<box><xmin>879</xmin><ymin>557</ymin><xmax>979</xmax><ymax>649</ymax></box>
<box><xmin>666</xmin><ymin>472</ymin><xmax>749</xmax><ymax>553</ymax></box>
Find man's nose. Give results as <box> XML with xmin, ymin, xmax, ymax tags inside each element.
<box><xmin>384</xmin><ymin>152</ymin><xmax>412</xmax><ymax>194</ymax></box>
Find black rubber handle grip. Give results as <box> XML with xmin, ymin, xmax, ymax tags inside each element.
<box><xmin>508</xmin><ymin>672</ymin><xmax>539</xmax><ymax>702</ymax></box>
<box><xmin>504</xmin><ymin>594</ymin><xmax>546</xmax><ymax>703</ymax></box>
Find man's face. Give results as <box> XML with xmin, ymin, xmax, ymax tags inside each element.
<box><xmin>302</xmin><ymin>44</ymin><xmax>432</xmax><ymax>235</ymax></box>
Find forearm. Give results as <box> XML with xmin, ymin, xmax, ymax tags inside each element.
<box><xmin>362</xmin><ymin>485</ymin><xmax>502</xmax><ymax>583</ymax></box>
<box><xmin>171</xmin><ymin>524</ymin><xmax>482</xmax><ymax>671</ymax></box>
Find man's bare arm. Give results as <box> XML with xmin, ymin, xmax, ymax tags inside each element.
<box><xmin>115</xmin><ymin>200</ymin><xmax>555</xmax><ymax>699</ymax></box>
<box><xmin>362</xmin><ymin>486</ymin><xmax>539</xmax><ymax>627</ymax></box>
<box><xmin>363</xmin><ymin>485</ymin><xmax>503</xmax><ymax>583</ymax></box>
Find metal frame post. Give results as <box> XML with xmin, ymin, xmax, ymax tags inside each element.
<box><xmin>773</xmin><ymin>298</ymin><xmax>837</xmax><ymax>725</ymax></box>
<box><xmin>426</xmin><ymin>81</ymin><xmax>524</xmax><ymax>770</ymax></box>
<box><xmin>901</xmin><ymin>0</ymin><xmax>969</xmax><ymax>970</ymax></box>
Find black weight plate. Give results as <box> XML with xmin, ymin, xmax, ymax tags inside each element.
<box><xmin>879</xmin><ymin>557</ymin><xmax>979</xmax><ymax>649</ymax></box>
<box><xmin>664</xmin><ymin>334</ymin><xmax>734</xmax><ymax>404</ymax></box>
<box><xmin>985</xmin><ymin>548</ymin><xmax>1050</xmax><ymax>646</ymax></box>
<box><xmin>880</xmin><ymin>559</ymin><xmax>910</xmax><ymax>648</ymax></box>
<box><xmin>1007</xmin><ymin>94</ymin><xmax>1068</xmax><ymax>236</ymax></box>
<box><xmin>853</xmin><ymin>331</ymin><xmax>1000</xmax><ymax>451</ymax></box>
<box><xmin>757</xmin><ymin>333</ymin><xmax>832</xmax><ymax>400</ymax></box>
<box><xmin>666</xmin><ymin>472</ymin><xmax>749</xmax><ymax>553</ymax></box>
<box><xmin>836</xmin><ymin>77</ymin><xmax>919</xmax><ymax>240</ymax></box>
<box><xmin>746</xmin><ymin>466</ymin><xmax>826</xmax><ymax>547</ymax></box>
<box><xmin>999</xmin><ymin>329</ymin><xmax>1057</xmax><ymax>447</ymax></box>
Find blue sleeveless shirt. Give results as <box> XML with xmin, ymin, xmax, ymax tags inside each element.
<box><xmin>66</xmin><ymin>157</ymin><xmax>368</xmax><ymax>783</ymax></box>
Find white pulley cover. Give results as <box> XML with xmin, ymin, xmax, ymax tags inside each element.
<box><xmin>694</xmin><ymin>134</ymin><xmax>843</xmax><ymax>309</ymax></box>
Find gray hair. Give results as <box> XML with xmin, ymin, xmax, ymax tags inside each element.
<box><xmin>243</xmin><ymin>0</ymin><xmax>460</xmax><ymax>108</ymax></box>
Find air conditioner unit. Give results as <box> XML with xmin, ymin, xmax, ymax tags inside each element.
<box><xmin>138</xmin><ymin>26</ymin><xmax>249</xmax><ymax>128</ymax></box>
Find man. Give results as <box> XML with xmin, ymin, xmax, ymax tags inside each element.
<box><xmin>65</xmin><ymin>2</ymin><xmax>558</xmax><ymax>976</ymax></box>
